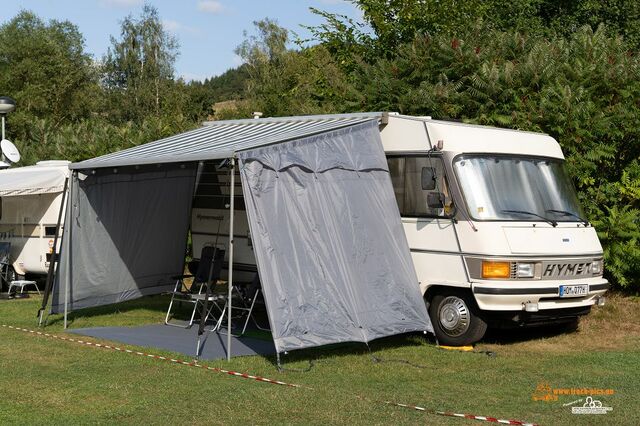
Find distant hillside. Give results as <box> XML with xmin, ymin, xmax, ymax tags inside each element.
<box><xmin>185</xmin><ymin>65</ymin><xmax>249</xmax><ymax>121</ymax></box>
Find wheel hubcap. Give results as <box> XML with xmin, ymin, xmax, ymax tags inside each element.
<box><xmin>438</xmin><ymin>296</ymin><xmax>470</xmax><ymax>337</ymax></box>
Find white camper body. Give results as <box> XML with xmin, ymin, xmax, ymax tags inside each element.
<box><xmin>191</xmin><ymin>114</ymin><xmax>608</xmax><ymax>345</ymax></box>
<box><xmin>0</xmin><ymin>161</ymin><xmax>70</xmax><ymax>277</ymax></box>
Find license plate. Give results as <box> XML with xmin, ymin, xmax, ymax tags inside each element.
<box><xmin>559</xmin><ymin>284</ymin><xmax>588</xmax><ymax>297</ymax></box>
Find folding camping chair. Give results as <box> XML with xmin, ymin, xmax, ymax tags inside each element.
<box><xmin>216</xmin><ymin>272</ymin><xmax>270</xmax><ymax>337</ymax></box>
<box><xmin>0</xmin><ymin>242</ymin><xmax>12</xmax><ymax>292</ymax></box>
<box><xmin>165</xmin><ymin>246</ymin><xmax>226</xmax><ymax>329</ymax></box>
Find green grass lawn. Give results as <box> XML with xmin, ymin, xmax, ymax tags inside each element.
<box><xmin>0</xmin><ymin>293</ymin><xmax>638</xmax><ymax>425</ymax></box>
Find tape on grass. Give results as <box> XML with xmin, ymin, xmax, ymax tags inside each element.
<box><xmin>383</xmin><ymin>400</ymin><xmax>539</xmax><ymax>426</ymax></box>
<box><xmin>2</xmin><ymin>324</ymin><xmax>537</xmax><ymax>425</ymax></box>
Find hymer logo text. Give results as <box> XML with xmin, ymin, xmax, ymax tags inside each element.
<box><xmin>543</xmin><ymin>262</ymin><xmax>592</xmax><ymax>277</ymax></box>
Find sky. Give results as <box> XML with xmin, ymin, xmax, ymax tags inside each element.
<box><xmin>1</xmin><ymin>0</ymin><xmax>362</xmax><ymax>81</ymax></box>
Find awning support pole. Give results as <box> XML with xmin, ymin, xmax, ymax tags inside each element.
<box><xmin>227</xmin><ymin>157</ymin><xmax>235</xmax><ymax>361</ymax></box>
<box><xmin>38</xmin><ymin>177</ymin><xmax>70</xmax><ymax>326</ymax></box>
<box><xmin>63</xmin><ymin>173</ymin><xmax>74</xmax><ymax>329</ymax></box>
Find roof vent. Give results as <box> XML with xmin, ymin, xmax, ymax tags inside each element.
<box><xmin>253</xmin><ymin>112</ymin><xmax>263</xmax><ymax>119</ymax></box>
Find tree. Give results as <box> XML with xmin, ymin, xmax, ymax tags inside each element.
<box><xmin>102</xmin><ymin>4</ymin><xmax>180</xmax><ymax>121</ymax></box>
<box><xmin>0</xmin><ymin>11</ymin><xmax>97</xmax><ymax>124</ymax></box>
<box><xmin>308</xmin><ymin>0</ymin><xmax>640</xmax><ymax>67</ymax></box>
<box><xmin>234</xmin><ymin>19</ymin><xmax>358</xmax><ymax>117</ymax></box>
<box><xmin>0</xmin><ymin>11</ymin><xmax>99</xmax><ymax>164</ymax></box>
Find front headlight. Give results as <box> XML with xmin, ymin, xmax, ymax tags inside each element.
<box><xmin>516</xmin><ymin>262</ymin><xmax>535</xmax><ymax>278</ymax></box>
<box><xmin>592</xmin><ymin>259</ymin><xmax>604</xmax><ymax>275</ymax></box>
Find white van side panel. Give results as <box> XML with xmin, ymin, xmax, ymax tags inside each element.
<box><xmin>0</xmin><ymin>192</ymin><xmax>63</xmax><ymax>275</ymax></box>
<box><xmin>412</xmin><ymin>252</ymin><xmax>469</xmax><ymax>294</ymax></box>
<box><xmin>402</xmin><ymin>218</ymin><xmax>459</xmax><ymax>251</ymax></box>
<box><xmin>402</xmin><ymin>218</ymin><xmax>468</xmax><ymax>293</ymax></box>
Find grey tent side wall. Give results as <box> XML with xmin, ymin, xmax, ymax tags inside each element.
<box><xmin>51</xmin><ymin>175</ymin><xmax>74</xmax><ymax>314</ymax></box>
<box><xmin>238</xmin><ymin>120</ymin><xmax>432</xmax><ymax>354</ymax></box>
<box><xmin>51</xmin><ymin>164</ymin><xmax>197</xmax><ymax>314</ymax></box>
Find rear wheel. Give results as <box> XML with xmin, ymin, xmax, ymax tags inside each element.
<box><xmin>429</xmin><ymin>289</ymin><xmax>487</xmax><ymax>346</ymax></box>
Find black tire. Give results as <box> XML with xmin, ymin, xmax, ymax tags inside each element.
<box><xmin>428</xmin><ymin>289</ymin><xmax>487</xmax><ymax>346</ymax></box>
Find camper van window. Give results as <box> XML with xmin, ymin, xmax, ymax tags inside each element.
<box><xmin>387</xmin><ymin>156</ymin><xmax>452</xmax><ymax>218</ymax></box>
<box><xmin>453</xmin><ymin>155</ymin><xmax>584</xmax><ymax>222</ymax></box>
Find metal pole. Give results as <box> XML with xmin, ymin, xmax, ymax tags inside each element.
<box><xmin>1</xmin><ymin>115</ymin><xmax>5</xmax><ymax>163</ymax></box>
<box><xmin>38</xmin><ymin>177</ymin><xmax>69</xmax><ymax>326</ymax></box>
<box><xmin>63</xmin><ymin>173</ymin><xmax>73</xmax><ymax>329</ymax></box>
<box><xmin>227</xmin><ymin>157</ymin><xmax>235</xmax><ymax>361</ymax></box>
<box><xmin>63</xmin><ymin>251</ymin><xmax>69</xmax><ymax>329</ymax></box>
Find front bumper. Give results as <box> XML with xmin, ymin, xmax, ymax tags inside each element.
<box><xmin>472</xmin><ymin>278</ymin><xmax>608</xmax><ymax>311</ymax></box>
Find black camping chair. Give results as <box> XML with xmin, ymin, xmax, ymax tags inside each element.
<box><xmin>217</xmin><ymin>272</ymin><xmax>270</xmax><ymax>337</ymax></box>
<box><xmin>0</xmin><ymin>242</ymin><xmax>12</xmax><ymax>292</ymax></box>
<box><xmin>165</xmin><ymin>246</ymin><xmax>226</xmax><ymax>329</ymax></box>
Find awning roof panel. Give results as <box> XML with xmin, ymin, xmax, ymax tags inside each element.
<box><xmin>71</xmin><ymin>113</ymin><xmax>383</xmax><ymax>170</ymax></box>
<box><xmin>0</xmin><ymin>165</ymin><xmax>68</xmax><ymax>196</ymax></box>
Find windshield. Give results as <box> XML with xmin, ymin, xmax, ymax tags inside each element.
<box><xmin>453</xmin><ymin>155</ymin><xmax>585</xmax><ymax>222</ymax></box>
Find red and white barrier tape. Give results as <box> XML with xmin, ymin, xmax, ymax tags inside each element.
<box><xmin>383</xmin><ymin>401</ymin><xmax>539</xmax><ymax>426</ymax></box>
<box><xmin>0</xmin><ymin>324</ymin><xmax>302</xmax><ymax>388</ymax></box>
<box><xmin>2</xmin><ymin>324</ymin><xmax>539</xmax><ymax>425</ymax></box>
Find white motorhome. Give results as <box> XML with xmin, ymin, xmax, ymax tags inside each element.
<box><xmin>191</xmin><ymin>114</ymin><xmax>608</xmax><ymax>345</ymax></box>
<box><xmin>0</xmin><ymin>161</ymin><xmax>70</xmax><ymax>280</ymax></box>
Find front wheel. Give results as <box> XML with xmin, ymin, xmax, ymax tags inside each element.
<box><xmin>428</xmin><ymin>289</ymin><xmax>487</xmax><ymax>346</ymax></box>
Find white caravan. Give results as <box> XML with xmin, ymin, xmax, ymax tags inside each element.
<box><xmin>191</xmin><ymin>114</ymin><xmax>608</xmax><ymax>345</ymax></box>
<box><xmin>0</xmin><ymin>161</ymin><xmax>70</xmax><ymax>279</ymax></box>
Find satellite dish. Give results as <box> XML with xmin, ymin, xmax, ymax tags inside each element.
<box><xmin>1</xmin><ymin>139</ymin><xmax>20</xmax><ymax>163</ymax></box>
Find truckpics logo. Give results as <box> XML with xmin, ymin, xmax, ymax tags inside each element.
<box><xmin>531</xmin><ymin>382</ymin><xmax>557</xmax><ymax>402</ymax></box>
<box><xmin>571</xmin><ymin>396</ymin><xmax>613</xmax><ymax>415</ymax></box>
<box><xmin>542</xmin><ymin>262</ymin><xmax>593</xmax><ymax>277</ymax></box>
<box><xmin>532</xmin><ymin>382</ymin><xmax>615</xmax><ymax>415</ymax></box>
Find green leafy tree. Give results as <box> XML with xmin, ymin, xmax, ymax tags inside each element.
<box><xmin>102</xmin><ymin>4</ymin><xmax>180</xmax><ymax>121</ymax></box>
<box><xmin>308</xmin><ymin>0</ymin><xmax>640</xmax><ymax>68</ymax></box>
<box><xmin>0</xmin><ymin>11</ymin><xmax>99</xmax><ymax>164</ymax></box>
<box><xmin>235</xmin><ymin>19</ymin><xmax>359</xmax><ymax>117</ymax></box>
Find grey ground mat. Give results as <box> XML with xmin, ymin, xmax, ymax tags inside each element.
<box><xmin>69</xmin><ymin>324</ymin><xmax>276</xmax><ymax>360</ymax></box>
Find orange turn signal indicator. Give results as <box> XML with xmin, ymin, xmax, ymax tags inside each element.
<box><xmin>482</xmin><ymin>261</ymin><xmax>511</xmax><ymax>279</ymax></box>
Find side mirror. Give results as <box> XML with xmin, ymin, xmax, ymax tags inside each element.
<box><xmin>421</xmin><ymin>167</ymin><xmax>437</xmax><ymax>190</ymax></box>
<box><xmin>427</xmin><ymin>192</ymin><xmax>445</xmax><ymax>209</ymax></box>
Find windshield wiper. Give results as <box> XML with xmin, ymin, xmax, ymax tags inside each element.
<box><xmin>546</xmin><ymin>209</ymin><xmax>589</xmax><ymax>227</ymax></box>
<box><xmin>501</xmin><ymin>209</ymin><xmax>558</xmax><ymax>227</ymax></box>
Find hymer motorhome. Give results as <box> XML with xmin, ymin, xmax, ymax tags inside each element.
<box><xmin>191</xmin><ymin>114</ymin><xmax>608</xmax><ymax>345</ymax></box>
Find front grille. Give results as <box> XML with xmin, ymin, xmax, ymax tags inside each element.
<box><xmin>510</xmin><ymin>263</ymin><xmax>518</xmax><ymax>279</ymax></box>
<box><xmin>540</xmin><ymin>259</ymin><xmax>597</xmax><ymax>280</ymax></box>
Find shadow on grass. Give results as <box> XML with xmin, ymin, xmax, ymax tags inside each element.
<box><xmin>267</xmin><ymin>331</ymin><xmax>433</xmax><ymax>370</ymax></box>
<box><xmin>480</xmin><ymin>321</ymin><xmax>579</xmax><ymax>345</ymax></box>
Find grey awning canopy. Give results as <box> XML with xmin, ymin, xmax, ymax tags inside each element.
<box><xmin>0</xmin><ymin>164</ymin><xmax>68</xmax><ymax>196</ymax></box>
<box><xmin>70</xmin><ymin>113</ymin><xmax>383</xmax><ymax>170</ymax></box>
<box><xmin>53</xmin><ymin>111</ymin><xmax>433</xmax><ymax>358</ymax></box>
